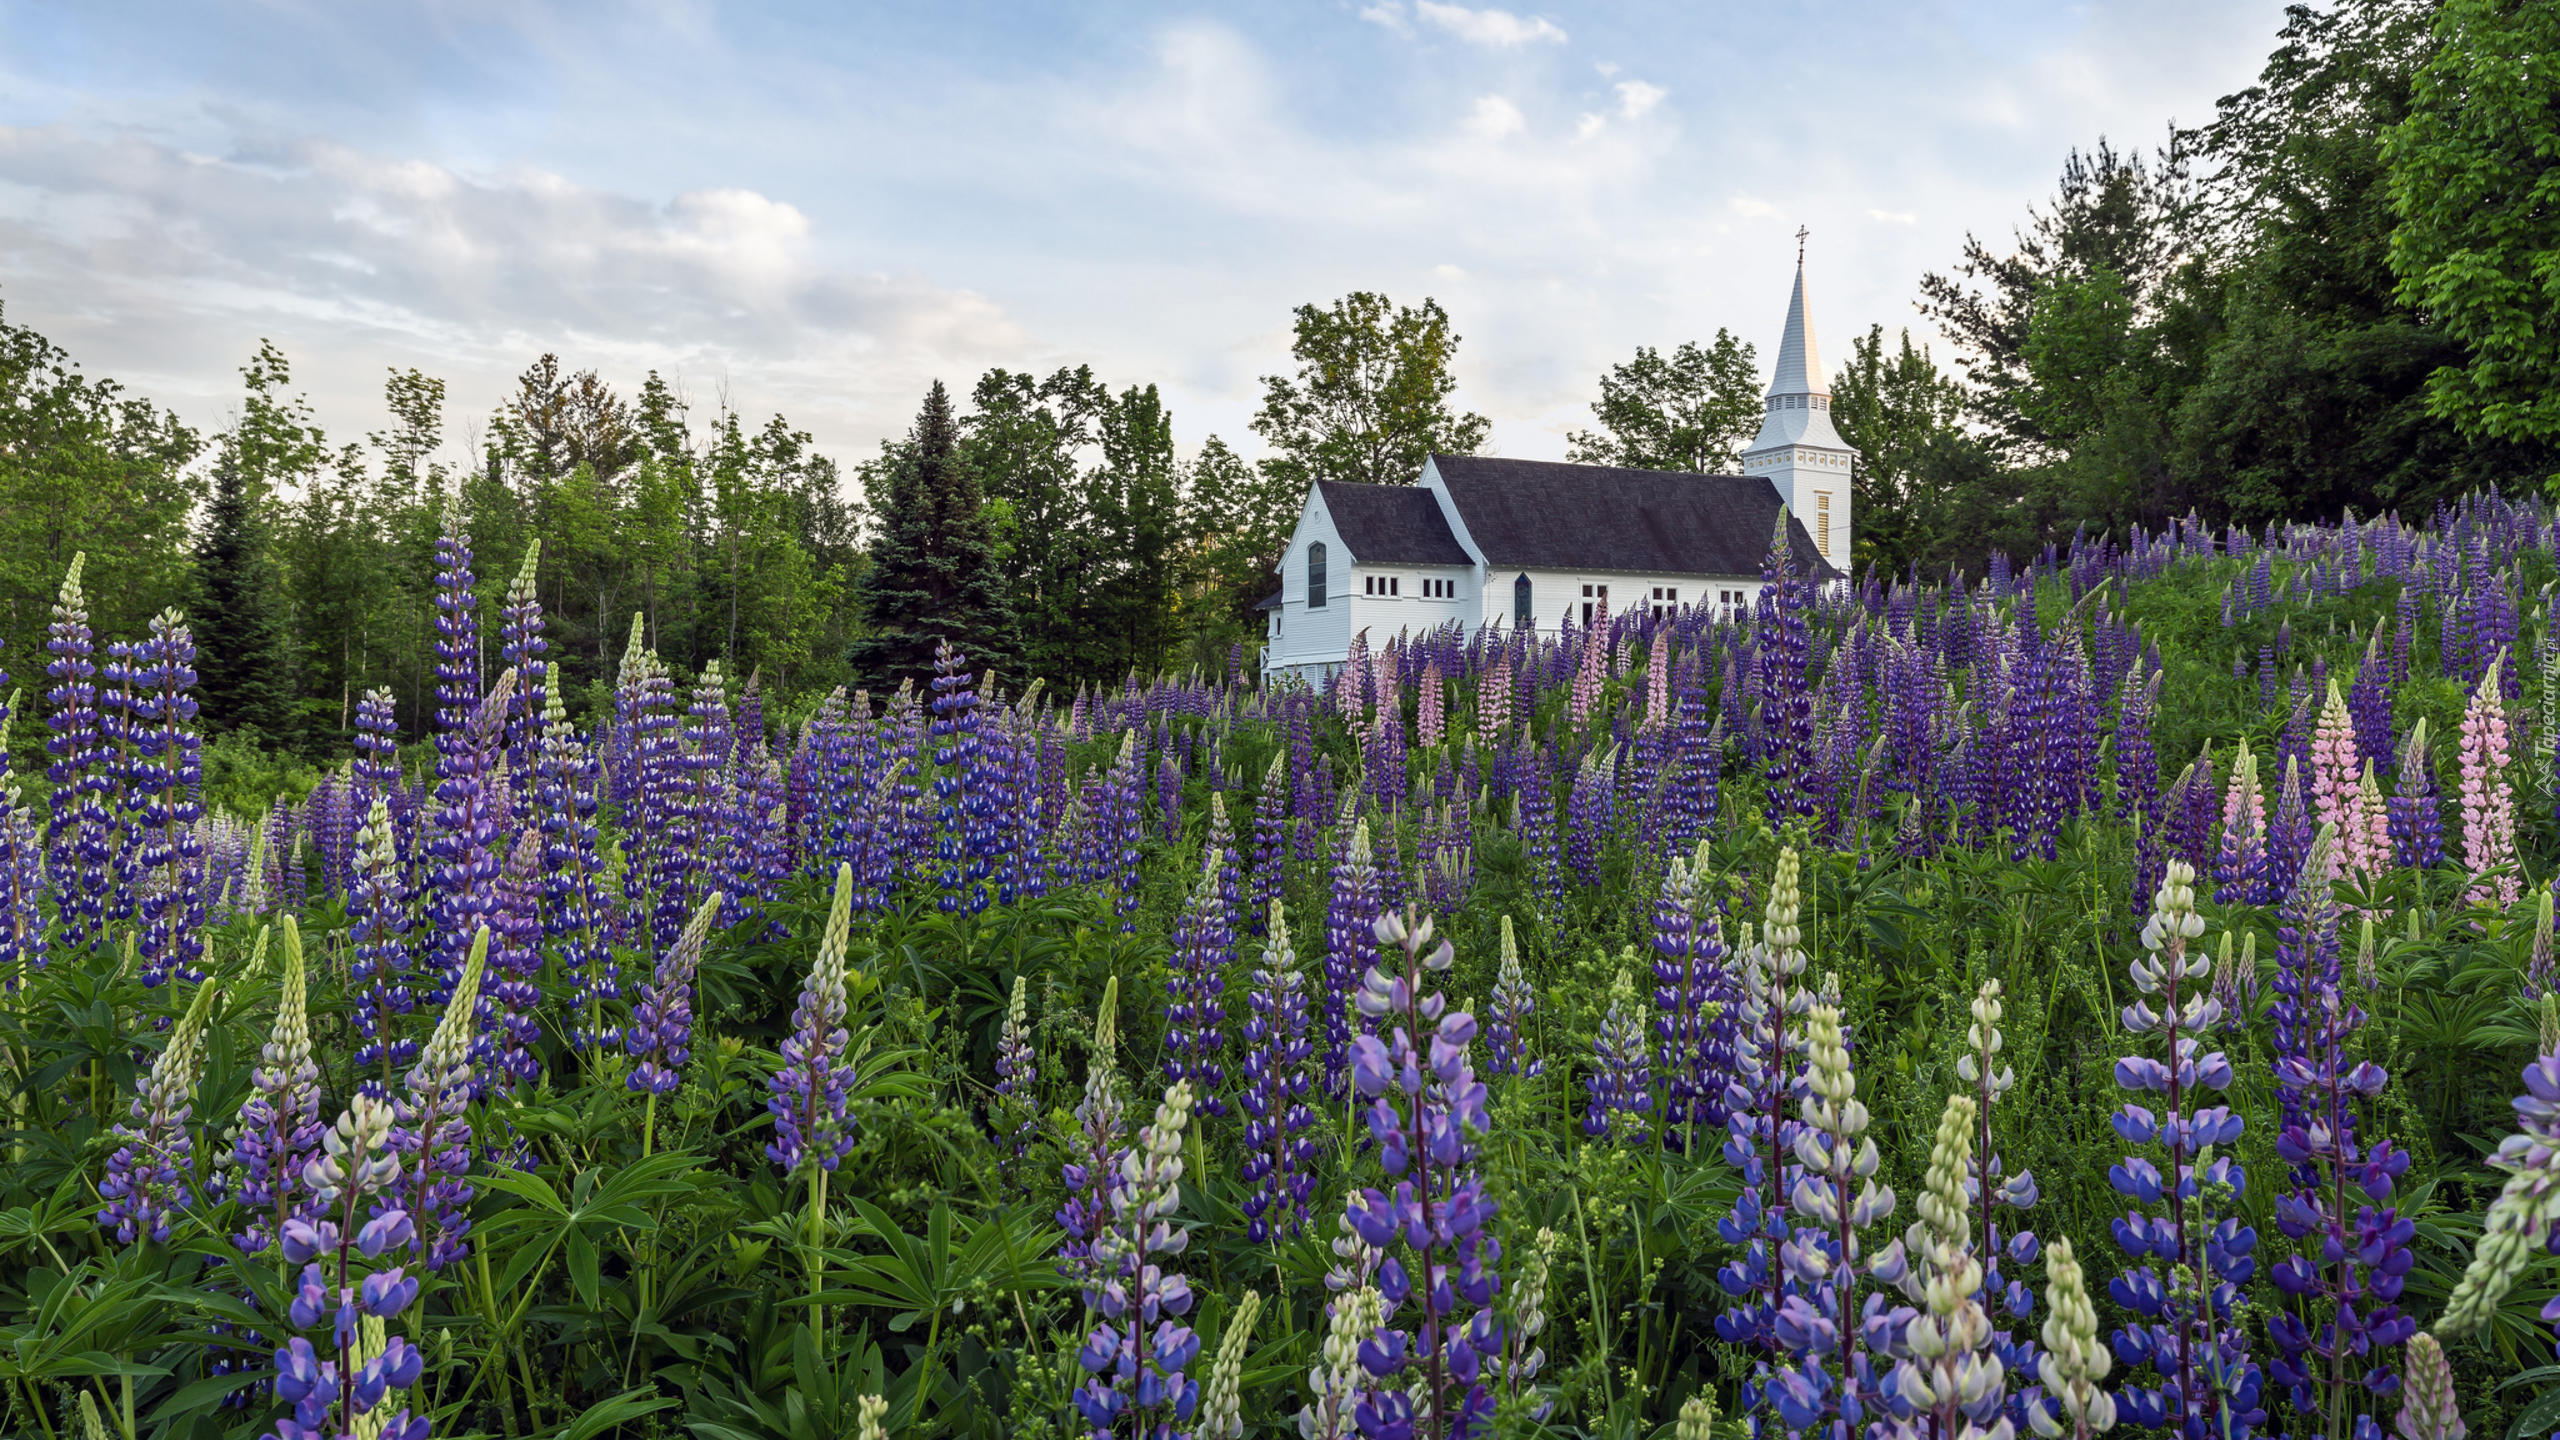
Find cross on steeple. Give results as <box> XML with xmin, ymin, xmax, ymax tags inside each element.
<box><xmin>1795</xmin><ymin>225</ymin><xmax>1808</xmax><ymax>264</ymax></box>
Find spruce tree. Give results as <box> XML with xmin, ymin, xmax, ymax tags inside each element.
<box><xmin>192</xmin><ymin>442</ymin><xmax>297</xmax><ymax>738</ymax></box>
<box><xmin>848</xmin><ymin>381</ymin><xmax>1015</xmax><ymax>688</ymax></box>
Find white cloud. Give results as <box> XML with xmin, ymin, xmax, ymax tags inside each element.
<box><xmin>1729</xmin><ymin>194</ymin><xmax>1781</xmax><ymax>220</ymax></box>
<box><xmin>1465</xmin><ymin>95</ymin><xmax>1527</xmax><ymax>140</ymax></box>
<box><xmin>1413</xmin><ymin>3</ymin><xmax>1567</xmax><ymax>48</ymax></box>
<box><xmin>1575</xmin><ymin>112</ymin><xmax>1607</xmax><ymax>140</ymax></box>
<box><xmin>0</xmin><ymin>126</ymin><xmax>1020</xmax><ymax>450</ymax></box>
<box><xmin>1867</xmin><ymin>208</ymin><xmax>1919</xmax><ymax>225</ymax></box>
<box><xmin>1614</xmin><ymin>80</ymin><xmax>1665</xmax><ymax>119</ymax></box>
<box><xmin>1357</xmin><ymin>3</ymin><xmax>1409</xmax><ymax>35</ymax></box>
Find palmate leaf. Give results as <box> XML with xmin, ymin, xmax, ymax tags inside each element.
<box><xmin>815</xmin><ymin>1198</ymin><xmax>1061</xmax><ymax>1328</ymax></box>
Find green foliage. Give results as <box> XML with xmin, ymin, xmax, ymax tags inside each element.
<box><xmin>1250</xmin><ymin>291</ymin><xmax>1490</xmax><ymax>492</ymax></box>
<box><xmin>1563</xmin><ymin>332</ymin><xmax>1763</xmax><ymax>475</ymax></box>
<box><xmin>0</xmin><ymin>300</ymin><xmax>201</xmax><ymax>646</ymax></box>
<box><xmin>1879</xmin><ymin>0</ymin><xmax>2560</xmax><ymax>569</ymax></box>
<box><xmin>2384</xmin><ymin>0</ymin><xmax>2560</xmax><ymax>447</ymax></box>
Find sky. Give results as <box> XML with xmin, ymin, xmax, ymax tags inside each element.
<box><xmin>0</xmin><ymin>0</ymin><xmax>2292</xmax><ymax>474</ymax></box>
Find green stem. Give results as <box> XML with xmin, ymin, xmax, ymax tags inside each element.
<box><xmin>808</xmin><ymin>1167</ymin><xmax>829</xmax><ymax>1343</ymax></box>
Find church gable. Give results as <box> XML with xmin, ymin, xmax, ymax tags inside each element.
<box><xmin>1313</xmin><ymin>480</ymin><xmax>1471</xmax><ymax>566</ymax></box>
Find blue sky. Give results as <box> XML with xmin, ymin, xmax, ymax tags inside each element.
<box><xmin>0</xmin><ymin>0</ymin><xmax>2288</xmax><ymax>471</ymax></box>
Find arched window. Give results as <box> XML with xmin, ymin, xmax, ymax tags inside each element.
<box><xmin>1308</xmin><ymin>542</ymin><xmax>1328</xmax><ymax>609</ymax></box>
<box><xmin>1513</xmin><ymin>573</ymin><xmax>1533</xmax><ymax>630</ymax></box>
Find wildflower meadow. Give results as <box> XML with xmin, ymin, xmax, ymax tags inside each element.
<box><xmin>10</xmin><ymin>494</ymin><xmax>2560</xmax><ymax>1440</ymax></box>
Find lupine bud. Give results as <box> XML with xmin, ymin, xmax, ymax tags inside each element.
<box><xmin>1197</xmin><ymin>1290</ymin><xmax>1262</xmax><ymax>1440</ymax></box>
<box><xmin>2393</xmin><ymin>1333</ymin><xmax>2464</xmax><ymax>1440</ymax></box>
<box><xmin>2029</xmin><ymin>1235</ymin><xmax>2113</xmax><ymax>1438</ymax></box>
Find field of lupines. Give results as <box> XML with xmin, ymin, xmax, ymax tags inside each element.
<box><xmin>8</xmin><ymin>496</ymin><xmax>2560</xmax><ymax>1440</ymax></box>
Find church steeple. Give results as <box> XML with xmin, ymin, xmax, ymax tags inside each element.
<box><xmin>1740</xmin><ymin>232</ymin><xmax>1856</xmax><ymax>571</ymax></box>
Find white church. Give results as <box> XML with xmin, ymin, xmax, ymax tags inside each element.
<box><xmin>1259</xmin><ymin>251</ymin><xmax>1854</xmax><ymax>686</ymax></box>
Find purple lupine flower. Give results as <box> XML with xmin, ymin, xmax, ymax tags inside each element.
<box><xmin>929</xmin><ymin>642</ymin><xmax>996</xmax><ymax>915</ymax></box>
<box><xmin>2163</xmin><ymin>743</ymin><xmax>2220</xmax><ymax>881</ymax></box>
<box><xmin>1513</xmin><ymin>742</ymin><xmax>1564</xmax><ymax>920</ymax></box>
<box><xmin>268</xmin><ymin>1094</ymin><xmax>432</xmax><ymax>1440</ymax></box>
<box><xmin>483</xmin><ymin>829</ymin><xmax>545</xmax><ymax>1086</ymax></box>
<box><xmin>2108</xmin><ymin>861</ymin><xmax>2266</xmax><ymax>1440</ymax></box>
<box><xmin>2264</xmin><ymin>826</ymin><xmax>2416</xmax><ymax>1425</ymax></box>
<box><xmin>1164</xmin><ymin>843</ymin><xmax>1235</xmax><ymax>1117</ymax></box>
<box><xmin>1563</xmin><ymin>744</ymin><xmax>1615</xmax><ymax>889</ymax></box>
<box><xmin>1756</xmin><ymin>520</ymin><xmax>1816</xmax><ymax>819</ymax></box>
<box><xmin>1073</xmin><ymin>1080</ymin><xmax>1204</xmax><ymax>1440</ymax></box>
<box><xmin>498</xmin><ymin>539</ymin><xmax>547</xmax><ymax>806</ymax></box>
<box><xmin>993</xmin><ymin>974</ymin><xmax>1038</xmax><ymax>1164</ymax></box>
<box><xmin>396</xmin><ymin>928</ymin><xmax>488</xmax><ymax>1270</ymax></box>
<box><xmin>2347</xmin><ymin>640</ymin><xmax>2394</xmax><ymax>776</ymax></box>
<box><xmin>1321</xmin><ymin>813</ymin><xmax>1383</xmax><ymax>1097</ymax></box>
<box><xmin>121</xmin><ymin>609</ymin><xmax>207</xmax><ymax>985</ymax></box>
<box><xmin>624</xmin><ymin>890</ymin><xmax>725</xmax><ymax>1097</ymax></box>
<box><xmin>420</xmin><ymin>525</ymin><xmax>510</xmax><ymax>1014</ymax></box>
<box><xmin>2388</xmin><ymin>719</ymin><xmax>2445</xmax><ymax>870</ymax></box>
<box><xmin>534</xmin><ymin>682</ymin><xmax>617</xmax><ymax>1051</ymax></box>
<box><xmin>615</xmin><ymin>621</ymin><xmax>689</xmax><ymax>952</ymax></box>
<box><xmin>353</xmin><ymin>686</ymin><xmax>402</xmax><ymax>820</ymax></box>
<box><xmin>1156</xmin><ymin>748</ymin><xmax>1185</xmax><ymax>844</ymax></box>
<box><xmin>349</xmin><ymin>798</ymin><xmax>418</xmax><ymax>1086</ymax></box>
<box><xmin>1765</xmin><ymin>991</ymin><xmax>1900</xmax><ymax>1436</ymax></box>
<box><xmin>1714</xmin><ymin>851</ymin><xmax>1814</xmax><ymax>1412</ymax></box>
<box><xmin>676</xmin><ymin>661</ymin><xmax>735</xmax><ymax>928</ymax></box>
<box><xmin>1057</xmin><ymin>981</ymin><xmax>1126</xmax><ymax>1290</ymax></box>
<box><xmin>1584</xmin><ymin>968</ymin><xmax>1653</xmax><ymax>1144</ymax></box>
<box><xmin>1249</xmin><ymin>753</ymin><xmax>1288</xmax><ymax>935</ymax></box>
<box><xmin>2265</xmin><ymin>754</ymin><xmax>2314</xmax><ymax>904</ymax></box>
<box><xmin>1658</xmin><ymin>661</ymin><xmax>1720</xmax><ymax>850</ymax></box>
<box><xmin>2119</xmin><ymin>667</ymin><xmax>2165</xmax><ymax>913</ymax></box>
<box><xmin>1343</xmin><ymin>907</ymin><xmax>1504</xmax><ymax>1440</ymax></box>
<box><xmin>0</xmin><ymin>686</ymin><xmax>43</xmax><ymax>975</ymax></box>
<box><xmin>1238</xmin><ymin>899</ymin><xmax>1319</xmax><ymax>1242</ymax></box>
<box><xmin>768</xmin><ymin>864</ymin><xmax>859</xmax><ymax>1177</ymax></box>
<box><xmin>1651</xmin><ymin>844</ymin><xmax>1730</xmax><ymax>1143</ymax></box>
<box><xmin>1099</xmin><ymin>731</ymin><xmax>1145</xmax><ymax>933</ymax></box>
<box><xmin>99</xmin><ymin>982</ymin><xmax>216</xmax><ymax>1245</ymax></box>
<box><xmin>1485</xmin><ymin>915</ymin><xmax>1541</xmax><ymax>1079</ymax></box>
<box><xmin>232</xmin><ymin>923</ymin><xmax>325</xmax><ymax>1254</ymax></box>
<box><xmin>44</xmin><ymin>554</ymin><xmax>114</xmax><ymax>951</ymax></box>
<box><xmin>2217</xmin><ymin>739</ymin><xmax>2271</xmax><ymax>905</ymax></box>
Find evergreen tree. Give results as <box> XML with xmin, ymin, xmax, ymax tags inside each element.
<box><xmin>193</xmin><ymin>442</ymin><xmax>297</xmax><ymax>738</ymax></box>
<box><xmin>848</xmin><ymin>381</ymin><xmax>1014</xmax><ymax>689</ymax></box>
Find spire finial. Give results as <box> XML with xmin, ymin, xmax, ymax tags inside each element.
<box><xmin>1795</xmin><ymin>224</ymin><xmax>1808</xmax><ymax>265</ymax></box>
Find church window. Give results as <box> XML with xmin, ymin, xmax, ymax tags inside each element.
<box><xmin>1816</xmin><ymin>492</ymin><xmax>1833</xmax><ymax>557</ymax></box>
<box><xmin>1307</xmin><ymin>543</ymin><xmax>1327</xmax><ymax>608</ymax></box>
<box><xmin>1579</xmin><ymin>582</ymin><xmax>1607</xmax><ymax>627</ymax></box>
<box><xmin>1514</xmin><ymin>574</ymin><xmax>1532</xmax><ymax>629</ymax></box>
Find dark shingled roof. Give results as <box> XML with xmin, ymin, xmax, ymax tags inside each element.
<box><xmin>1429</xmin><ymin>454</ymin><xmax>1835</xmax><ymax>579</ymax></box>
<box><xmin>1314</xmin><ymin>480</ymin><xmax>1472</xmax><ymax>565</ymax></box>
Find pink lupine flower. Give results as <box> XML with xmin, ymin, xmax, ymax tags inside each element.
<box><xmin>1570</xmin><ymin>596</ymin><xmax>1610</xmax><ymax>731</ymax></box>
<box><xmin>1417</xmin><ymin>661</ymin><xmax>1444</xmax><ymax>748</ymax></box>
<box><xmin>2310</xmin><ymin>678</ymin><xmax>2361</xmax><ymax>882</ymax></box>
<box><xmin>1479</xmin><ymin>656</ymin><xmax>1513</xmax><ymax>737</ymax></box>
<box><xmin>1645</xmin><ymin>637</ymin><xmax>1671</xmax><ymax>731</ymax></box>
<box><xmin>2459</xmin><ymin>655</ymin><xmax>2520</xmax><ymax>910</ymax></box>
